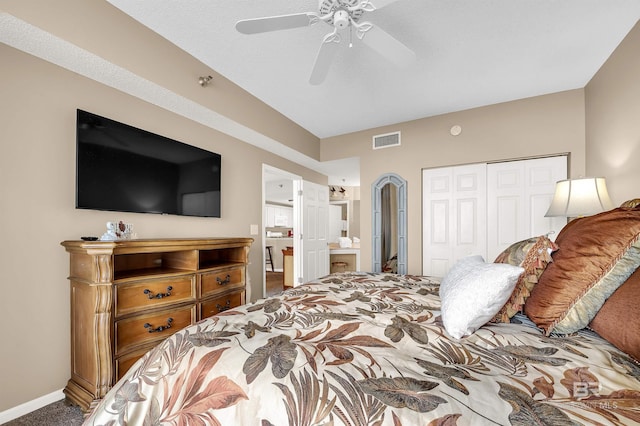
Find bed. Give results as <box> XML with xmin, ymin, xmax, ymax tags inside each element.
<box><xmin>84</xmin><ymin>207</ymin><xmax>640</xmax><ymax>425</ymax></box>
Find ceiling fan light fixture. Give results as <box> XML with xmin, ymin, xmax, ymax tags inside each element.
<box><xmin>333</xmin><ymin>10</ymin><xmax>350</xmax><ymax>29</ymax></box>
<box><xmin>235</xmin><ymin>0</ymin><xmax>414</xmax><ymax>85</ymax></box>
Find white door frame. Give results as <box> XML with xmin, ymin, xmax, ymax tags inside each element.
<box><xmin>262</xmin><ymin>164</ymin><xmax>302</xmax><ymax>298</ymax></box>
<box><xmin>372</xmin><ymin>173</ymin><xmax>408</xmax><ymax>274</ymax></box>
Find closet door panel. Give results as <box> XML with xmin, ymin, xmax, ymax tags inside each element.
<box><xmin>431</xmin><ymin>200</ymin><xmax>449</xmax><ymax>244</ymax></box>
<box><xmin>453</xmin><ymin>166</ymin><xmax>487</xmax><ymax>263</ymax></box>
<box><xmin>487</xmin><ymin>163</ymin><xmax>525</xmax><ymax>260</ymax></box>
<box><xmin>487</xmin><ymin>156</ymin><xmax>567</xmax><ymax>260</ymax></box>
<box><xmin>495</xmin><ymin>195</ymin><xmax>519</xmax><ymax>255</ymax></box>
<box><xmin>422</xmin><ymin>169</ymin><xmax>453</xmax><ymax>277</ymax></box>
<box><xmin>527</xmin><ymin>160</ymin><xmax>568</xmax><ymax>239</ymax></box>
<box><xmin>456</xmin><ymin>198</ymin><xmax>477</xmax><ymax>244</ymax></box>
<box><xmin>423</xmin><ymin>164</ymin><xmax>486</xmax><ymax>277</ymax></box>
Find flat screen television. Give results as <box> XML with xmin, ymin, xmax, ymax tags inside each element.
<box><xmin>76</xmin><ymin>109</ymin><xmax>221</xmax><ymax>217</ymax></box>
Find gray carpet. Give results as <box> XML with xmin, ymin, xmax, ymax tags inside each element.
<box><xmin>4</xmin><ymin>399</ymin><xmax>84</xmax><ymax>426</ymax></box>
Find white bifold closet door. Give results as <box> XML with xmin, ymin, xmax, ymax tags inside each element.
<box><xmin>486</xmin><ymin>156</ymin><xmax>568</xmax><ymax>260</ymax></box>
<box><xmin>422</xmin><ymin>155</ymin><xmax>567</xmax><ymax>277</ymax></box>
<box><xmin>422</xmin><ymin>163</ymin><xmax>487</xmax><ymax>278</ymax></box>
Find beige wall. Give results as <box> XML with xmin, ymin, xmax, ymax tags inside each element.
<box><xmin>0</xmin><ymin>43</ymin><xmax>326</xmax><ymax>412</ymax></box>
<box><xmin>586</xmin><ymin>20</ymin><xmax>640</xmax><ymax>203</ymax></box>
<box><xmin>322</xmin><ymin>90</ymin><xmax>587</xmax><ymax>274</ymax></box>
<box><xmin>2</xmin><ymin>0</ymin><xmax>321</xmax><ymax>159</ymax></box>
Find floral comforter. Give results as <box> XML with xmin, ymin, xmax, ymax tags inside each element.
<box><xmin>85</xmin><ymin>272</ymin><xmax>640</xmax><ymax>425</ymax></box>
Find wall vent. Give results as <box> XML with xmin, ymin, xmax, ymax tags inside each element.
<box><xmin>372</xmin><ymin>131</ymin><xmax>401</xmax><ymax>150</ymax></box>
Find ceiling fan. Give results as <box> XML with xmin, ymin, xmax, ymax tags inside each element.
<box><xmin>236</xmin><ymin>0</ymin><xmax>416</xmax><ymax>85</ymax></box>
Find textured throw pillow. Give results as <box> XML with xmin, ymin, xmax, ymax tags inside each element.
<box><xmin>492</xmin><ymin>236</ymin><xmax>558</xmax><ymax>323</ymax></box>
<box><xmin>525</xmin><ymin>208</ymin><xmax>640</xmax><ymax>335</ymax></box>
<box><xmin>589</xmin><ymin>267</ymin><xmax>640</xmax><ymax>361</ymax></box>
<box><xmin>621</xmin><ymin>198</ymin><xmax>640</xmax><ymax>208</ymax></box>
<box><xmin>439</xmin><ymin>255</ymin><xmax>524</xmax><ymax>339</ymax></box>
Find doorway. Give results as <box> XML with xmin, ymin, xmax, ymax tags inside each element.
<box><xmin>372</xmin><ymin>173</ymin><xmax>408</xmax><ymax>274</ymax></box>
<box><xmin>263</xmin><ymin>165</ymin><xmax>301</xmax><ymax>297</ymax></box>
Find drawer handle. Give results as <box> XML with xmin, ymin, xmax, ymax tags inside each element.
<box><xmin>216</xmin><ymin>274</ymin><xmax>231</xmax><ymax>286</ymax></box>
<box><xmin>144</xmin><ymin>286</ymin><xmax>173</xmax><ymax>299</ymax></box>
<box><xmin>216</xmin><ymin>300</ymin><xmax>231</xmax><ymax>312</ymax></box>
<box><xmin>144</xmin><ymin>317</ymin><xmax>173</xmax><ymax>333</ymax></box>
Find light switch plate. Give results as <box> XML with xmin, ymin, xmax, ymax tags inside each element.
<box><xmin>250</xmin><ymin>224</ymin><xmax>259</xmax><ymax>235</ymax></box>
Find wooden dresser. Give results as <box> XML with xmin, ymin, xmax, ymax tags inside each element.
<box><xmin>61</xmin><ymin>237</ymin><xmax>253</xmax><ymax>411</ymax></box>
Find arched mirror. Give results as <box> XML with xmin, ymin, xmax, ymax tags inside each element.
<box><xmin>372</xmin><ymin>173</ymin><xmax>407</xmax><ymax>274</ymax></box>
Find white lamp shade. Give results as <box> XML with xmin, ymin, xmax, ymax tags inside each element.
<box><xmin>545</xmin><ymin>177</ymin><xmax>614</xmax><ymax>217</ymax></box>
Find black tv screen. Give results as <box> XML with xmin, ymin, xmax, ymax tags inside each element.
<box><xmin>76</xmin><ymin>109</ymin><xmax>221</xmax><ymax>217</ymax></box>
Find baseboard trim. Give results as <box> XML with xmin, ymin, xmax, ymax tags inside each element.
<box><xmin>0</xmin><ymin>389</ymin><xmax>64</xmax><ymax>425</ymax></box>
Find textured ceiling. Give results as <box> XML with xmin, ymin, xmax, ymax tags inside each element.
<box><xmin>107</xmin><ymin>0</ymin><xmax>640</xmax><ymax>140</ymax></box>
<box><xmin>4</xmin><ymin>2</ymin><xmax>638</xmax><ymax>189</ymax></box>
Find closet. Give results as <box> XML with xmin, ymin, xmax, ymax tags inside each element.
<box><xmin>422</xmin><ymin>155</ymin><xmax>568</xmax><ymax>277</ymax></box>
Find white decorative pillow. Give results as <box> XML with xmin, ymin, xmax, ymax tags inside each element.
<box><xmin>439</xmin><ymin>255</ymin><xmax>524</xmax><ymax>339</ymax></box>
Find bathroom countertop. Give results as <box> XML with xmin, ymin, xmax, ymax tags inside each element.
<box><xmin>328</xmin><ymin>243</ymin><xmax>360</xmax><ymax>251</ymax></box>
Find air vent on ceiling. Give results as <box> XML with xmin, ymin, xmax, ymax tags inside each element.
<box><xmin>372</xmin><ymin>131</ymin><xmax>401</xmax><ymax>150</ymax></box>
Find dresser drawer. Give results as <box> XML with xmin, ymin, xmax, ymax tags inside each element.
<box><xmin>115</xmin><ymin>275</ymin><xmax>196</xmax><ymax>317</ymax></box>
<box><xmin>200</xmin><ymin>267</ymin><xmax>244</xmax><ymax>297</ymax></box>
<box><xmin>115</xmin><ymin>347</ymin><xmax>149</xmax><ymax>380</ymax></box>
<box><xmin>200</xmin><ymin>290</ymin><xmax>244</xmax><ymax>319</ymax></box>
<box><xmin>115</xmin><ymin>305</ymin><xmax>195</xmax><ymax>356</ymax></box>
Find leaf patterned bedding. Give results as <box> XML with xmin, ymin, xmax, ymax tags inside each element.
<box><xmin>84</xmin><ymin>272</ymin><xmax>640</xmax><ymax>425</ymax></box>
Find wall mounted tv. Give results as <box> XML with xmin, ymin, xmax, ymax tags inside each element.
<box><xmin>76</xmin><ymin>109</ymin><xmax>221</xmax><ymax>217</ymax></box>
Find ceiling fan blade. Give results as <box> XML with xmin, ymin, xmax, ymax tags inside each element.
<box><xmin>309</xmin><ymin>34</ymin><xmax>341</xmax><ymax>85</ymax></box>
<box><xmin>359</xmin><ymin>24</ymin><xmax>416</xmax><ymax>67</ymax></box>
<box><xmin>350</xmin><ymin>0</ymin><xmax>401</xmax><ymax>12</ymax></box>
<box><xmin>370</xmin><ymin>0</ymin><xmax>402</xmax><ymax>9</ymax></box>
<box><xmin>236</xmin><ymin>13</ymin><xmax>317</xmax><ymax>34</ymax></box>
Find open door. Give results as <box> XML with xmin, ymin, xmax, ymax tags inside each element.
<box><xmin>294</xmin><ymin>180</ymin><xmax>330</xmax><ymax>284</ymax></box>
<box><xmin>263</xmin><ymin>165</ymin><xmax>300</xmax><ymax>298</ymax></box>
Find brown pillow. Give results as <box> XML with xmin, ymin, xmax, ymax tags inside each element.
<box><xmin>589</xmin><ymin>267</ymin><xmax>640</xmax><ymax>361</ymax></box>
<box><xmin>524</xmin><ymin>208</ymin><xmax>640</xmax><ymax>335</ymax></box>
<box><xmin>492</xmin><ymin>236</ymin><xmax>558</xmax><ymax>323</ymax></box>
